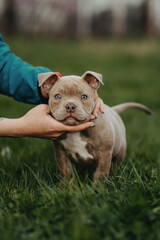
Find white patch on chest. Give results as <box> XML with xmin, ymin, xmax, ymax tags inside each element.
<box><xmin>61</xmin><ymin>132</ymin><xmax>93</xmax><ymax>162</ymax></box>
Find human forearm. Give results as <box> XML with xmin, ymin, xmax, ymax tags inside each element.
<box><xmin>0</xmin><ymin>117</ymin><xmax>26</xmax><ymax>137</ymax></box>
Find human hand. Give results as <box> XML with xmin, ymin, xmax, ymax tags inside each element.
<box><xmin>92</xmin><ymin>91</ymin><xmax>104</xmax><ymax>117</ymax></box>
<box><xmin>21</xmin><ymin>104</ymin><xmax>95</xmax><ymax>140</ymax></box>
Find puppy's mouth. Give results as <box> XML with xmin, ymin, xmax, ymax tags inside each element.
<box><xmin>51</xmin><ymin>111</ymin><xmax>89</xmax><ymax>126</ymax></box>
<box><xmin>61</xmin><ymin>116</ymin><xmax>86</xmax><ymax>126</ymax></box>
<box><xmin>62</xmin><ymin>116</ymin><xmax>85</xmax><ymax>122</ymax></box>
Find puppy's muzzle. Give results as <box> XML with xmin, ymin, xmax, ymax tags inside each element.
<box><xmin>65</xmin><ymin>102</ymin><xmax>76</xmax><ymax>113</ymax></box>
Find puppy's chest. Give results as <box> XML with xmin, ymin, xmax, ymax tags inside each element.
<box><xmin>60</xmin><ymin>132</ymin><xmax>94</xmax><ymax>163</ymax></box>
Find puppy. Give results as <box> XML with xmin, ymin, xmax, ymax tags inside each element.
<box><xmin>38</xmin><ymin>71</ymin><xmax>152</xmax><ymax>182</ymax></box>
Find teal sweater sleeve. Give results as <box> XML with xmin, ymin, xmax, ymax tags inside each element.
<box><xmin>0</xmin><ymin>33</ymin><xmax>51</xmax><ymax>104</ymax></box>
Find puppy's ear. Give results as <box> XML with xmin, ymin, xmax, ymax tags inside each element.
<box><xmin>82</xmin><ymin>71</ymin><xmax>104</xmax><ymax>90</ymax></box>
<box><xmin>38</xmin><ymin>72</ymin><xmax>61</xmax><ymax>97</ymax></box>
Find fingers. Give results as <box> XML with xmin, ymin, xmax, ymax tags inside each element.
<box><xmin>47</xmin><ymin>131</ymin><xmax>65</xmax><ymax>140</ymax></box>
<box><xmin>92</xmin><ymin>98</ymin><xmax>104</xmax><ymax>116</ymax></box>
<box><xmin>63</xmin><ymin>121</ymin><xmax>95</xmax><ymax>132</ymax></box>
<box><xmin>94</xmin><ymin>91</ymin><xmax>98</xmax><ymax>101</ymax></box>
<box><xmin>99</xmin><ymin>98</ymin><xmax>104</xmax><ymax>113</ymax></box>
<box><xmin>84</xmin><ymin>114</ymin><xmax>95</xmax><ymax>122</ymax></box>
<box><xmin>92</xmin><ymin>100</ymin><xmax>100</xmax><ymax>117</ymax></box>
<box><xmin>51</xmin><ymin>133</ymin><xmax>65</xmax><ymax>140</ymax></box>
<box><xmin>93</xmin><ymin>92</ymin><xmax>104</xmax><ymax>116</ymax></box>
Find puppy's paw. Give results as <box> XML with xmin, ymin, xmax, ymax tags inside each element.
<box><xmin>93</xmin><ymin>171</ymin><xmax>108</xmax><ymax>184</ymax></box>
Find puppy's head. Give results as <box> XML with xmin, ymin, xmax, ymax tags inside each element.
<box><xmin>38</xmin><ymin>71</ymin><xmax>103</xmax><ymax>126</ymax></box>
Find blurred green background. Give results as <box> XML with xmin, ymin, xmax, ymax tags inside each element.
<box><xmin>0</xmin><ymin>35</ymin><xmax>160</xmax><ymax>239</ymax></box>
<box><xmin>1</xmin><ymin>0</ymin><xmax>160</xmax><ymax>239</ymax></box>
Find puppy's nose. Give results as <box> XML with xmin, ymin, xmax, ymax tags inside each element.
<box><xmin>65</xmin><ymin>103</ymin><xmax>76</xmax><ymax>113</ymax></box>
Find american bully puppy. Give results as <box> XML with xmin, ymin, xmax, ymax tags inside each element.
<box><xmin>38</xmin><ymin>71</ymin><xmax>152</xmax><ymax>183</ymax></box>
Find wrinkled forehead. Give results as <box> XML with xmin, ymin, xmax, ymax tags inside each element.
<box><xmin>50</xmin><ymin>75</ymin><xmax>93</xmax><ymax>95</ymax></box>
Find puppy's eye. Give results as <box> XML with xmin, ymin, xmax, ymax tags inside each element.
<box><xmin>81</xmin><ymin>94</ymin><xmax>87</xmax><ymax>100</ymax></box>
<box><xmin>55</xmin><ymin>94</ymin><xmax>61</xmax><ymax>100</ymax></box>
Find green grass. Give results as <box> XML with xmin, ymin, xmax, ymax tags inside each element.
<box><xmin>0</xmin><ymin>35</ymin><xmax>160</xmax><ymax>240</ymax></box>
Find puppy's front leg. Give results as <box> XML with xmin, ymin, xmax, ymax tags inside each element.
<box><xmin>93</xmin><ymin>149</ymin><xmax>112</xmax><ymax>183</ymax></box>
<box><xmin>54</xmin><ymin>142</ymin><xmax>72</xmax><ymax>179</ymax></box>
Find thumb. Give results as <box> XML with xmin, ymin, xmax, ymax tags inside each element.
<box><xmin>40</xmin><ymin>104</ymin><xmax>51</xmax><ymax>114</ymax></box>
<box><xmin>63</xmin><ymin>121</ymin><xmax>95</xmax><ymax>132</ymax></box>
<box><xmin>94</xmin><ymin>91</ymin><xmax>98</xmax><ymax>101</ymax></box>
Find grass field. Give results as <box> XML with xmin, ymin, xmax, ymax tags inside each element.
<box><xmin>0</xmin><ymin>35</ymin><xmax>160</xmax><ymax>240</ymax></box>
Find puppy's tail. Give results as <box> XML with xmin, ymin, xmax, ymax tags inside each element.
<box><xmin>112</xmin><ymin>102</ymin><xmax>152</xmax><ymax>115</ymax></box>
